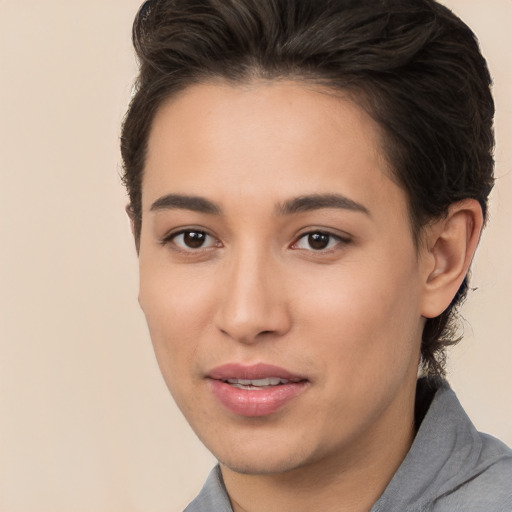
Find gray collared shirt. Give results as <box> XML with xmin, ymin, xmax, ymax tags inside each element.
<box><xmin>184</xmin><ymin>379</ymin><xmax>512</xmax><ymax>511</ymax></box>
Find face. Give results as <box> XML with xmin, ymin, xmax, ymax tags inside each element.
<box><xmin>138</xmin><ymin>81</ymin><xmax>429</xmax><ymax>476</ymax></box>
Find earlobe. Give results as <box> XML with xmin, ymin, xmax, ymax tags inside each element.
<box><xmin>420</xmin><ymin>199</ymin><xmax>484</xmax><ymax>319</ymax></box>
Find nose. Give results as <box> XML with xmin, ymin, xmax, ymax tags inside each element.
<box><xmin>214</xmin><ymin>249</ymin><xmax>292</xmax><ymax>344</ymax></box>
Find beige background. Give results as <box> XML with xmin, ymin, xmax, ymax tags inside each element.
<box><xmin>0</xmin><ymin>1</ymin><xmax>510</xmax><ymax>511</ymax></box>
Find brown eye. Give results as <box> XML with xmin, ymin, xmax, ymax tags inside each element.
<box><xmin>183</xmin><ymin>231</ymin><xmax>206</xmax><ymax>248</ymax></box>
<box><xmin>170</xmin><ymin>230</ymin><xmax>218</xmax><ymax>250</ymax></box>
<box><xmin>293</xmin><ymin>231</ymin><xmax>344</xmax><ymax>252</ymax></box>
<box><xmin>308</xmin><ymin>233</ymin><xmax>330</xmax><ymax>250</ymax></box>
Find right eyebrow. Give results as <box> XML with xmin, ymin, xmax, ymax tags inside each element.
<box><xmin>149</xmin><ymin>194</ymin><xmax>222</xmax><ymax>215</ymax></box>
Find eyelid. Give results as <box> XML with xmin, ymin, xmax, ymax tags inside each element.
<box><xmin>161</xmin><ymin>227</ymin><xmax>222</xmax><ymax>252</ymax></box>
<box><xmin>159</xmin><ymin>226</ymin><xmax>351</xmax><ymax>254</ymax></box>
<box><xmin>290</xmin><ymin>229</ymin><xmax>352</xmax><ymax>252</ymax></box>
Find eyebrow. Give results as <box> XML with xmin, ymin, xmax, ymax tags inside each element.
<box><xmin>276</xmin><ymin>194</ymin><xmax>370</xmax><ymax>216</ymax></box>
<box><xmin>150</xmin><ymin>194</ymin><xmax>222</xmax><ymax>215</ymax></box>
<box><xmin>149</xmin><ymin>192</ymin><xmax>370</xmax><ymax>217</ymax></box>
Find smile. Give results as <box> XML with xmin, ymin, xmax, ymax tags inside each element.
<box><xmin>224</xmin><ymin>377</ymin><xmax>299</xmax><ymax>389</ymax></box>
<box><xmin>207</xmin><ymin>364</ymin><xmax>309</xmax><ymax>417</ymax></box>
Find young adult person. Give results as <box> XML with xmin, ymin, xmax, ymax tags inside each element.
<box><xmin>120</xmin><ymin>0</ymin><xmax>512</xmax><ymax>510</ymax></box>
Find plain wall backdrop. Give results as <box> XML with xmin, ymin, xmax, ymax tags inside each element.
<box><xmin>0</xmin><ymin>1</ymin><xmax>510</xmax><ymax>511</ymax></box>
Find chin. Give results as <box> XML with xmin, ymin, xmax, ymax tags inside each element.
<box><xmin>209</xmin><ymin>434</ymin><xmax>320</xmax><ymax>476</ymax></box>
<box><xmin>217</xmin><ymin>453</ymin><xmax>308</xmax><ymax>476</ymax></box>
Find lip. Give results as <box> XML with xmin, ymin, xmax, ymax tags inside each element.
<box><xmin>207</xmin><ymin>363</ymin><xmax>309</xmax><ymax>417</ymax></box>
<box><xmin>208</xmin><ymin>363</ymin><xmax>307</xmax><ymax>381</ymax></box>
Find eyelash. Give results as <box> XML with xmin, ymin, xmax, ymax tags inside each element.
<box><xmin>161</xmin><ymin>229</ymin><xmax>221</xmax><ymax>252</ymax></box>
<box><xmin>291</xmin><ymin>231</ymin><xmax>350</xmax><ymax>252</ymax></box>
<box><xmin>161</xmin><ymin>229</ymin><xmax>351</xmax><ymax>254</ymax></box>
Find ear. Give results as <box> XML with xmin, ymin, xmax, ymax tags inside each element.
<box><xmin>125</xmin><ymin>204</ymin><xmax>136</xmax><ymax>236</ymax></box>
<box><xmin>420</xmin><ymin>199</ymin><xmax>484</xmax><ymax>319</ymax></box>
<box><xmin>125</xmin><ymin>204</ymin><xmax>141</xmax><ymax>254</ymax></box>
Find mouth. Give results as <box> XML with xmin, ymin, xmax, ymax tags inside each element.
<box><xmin>222</xmin><ymin>377</ymin><xmax>303</xmax><ymax>390</ymax></box>
<box><xmin>207</xmin><ymin>363</ymin><xmax>309</xmax><ymax>417</ymax></box>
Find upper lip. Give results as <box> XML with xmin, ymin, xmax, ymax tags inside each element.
<box><xmin>207</xmin><ymin>363</ymin><xmax>307</xmax><ymax>382</ymax></box>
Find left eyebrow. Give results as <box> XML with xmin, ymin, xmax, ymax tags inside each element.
<box><xmin>276</xmin><ymin>194</ymin><xmax>370</xmax><ymax>216</ymax></box>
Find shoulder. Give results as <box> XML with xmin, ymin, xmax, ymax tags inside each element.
<box><xmin>432</xmin><ymin>432</ymin><xmax>512</xmax><ymax>512</ymax></box>
<box><xmin>372</xmin><ymin>379</ymin><xmax>512</xmax><ymax>512</ymax></box>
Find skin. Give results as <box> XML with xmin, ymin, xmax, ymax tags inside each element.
<box><xmin>135</xmin><ymin>81</ymin><xmax>482</xmax><ymax>511</ymax></box>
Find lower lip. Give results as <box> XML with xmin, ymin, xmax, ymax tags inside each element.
<box><xmin>208</xmin><ymin>379</ymin><xmax>308</xmax><ymax>417</ymax></box>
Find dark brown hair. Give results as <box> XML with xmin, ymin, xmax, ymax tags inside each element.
<box><xmin>121</xmin><ymin>0</ymin><xmax>495</xmax><ymax>376</ymax></box>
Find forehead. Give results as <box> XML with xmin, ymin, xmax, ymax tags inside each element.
<box><xmin>142</xmin><ymin>80</ymin><xmax>407</xmax><ymax>222</ymax></box>
<box><xmin>148</xmin><ymin>80</ymin><xmax>383</xmax><ymax>156</ymax></box>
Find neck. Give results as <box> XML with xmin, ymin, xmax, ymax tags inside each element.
<box><xmin>221</xmin><ymin>380</ymin><xmax>417</xmax><ymax>512</ymax></box>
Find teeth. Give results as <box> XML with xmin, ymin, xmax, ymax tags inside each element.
<box><xmin>226</xmin><ymin>377</ymin><xmax>290</xmax><ymax>387</ymax></box>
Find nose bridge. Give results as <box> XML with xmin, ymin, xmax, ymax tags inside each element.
<box><xmin>215</xmin><ymin>240</ymin><xmax>290</xmax><ymax>343</ymax></box>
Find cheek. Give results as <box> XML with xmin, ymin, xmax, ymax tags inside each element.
<box><xmin>138</xmin><ymin>260</ymin><xmax>216</xmax><ymax>380</ymax></box>
<box><xmin>294</xmin><ymin>252</ymin><xmax>423</xmax><ymax>369</ymax></box>
<box><xmin>139</xmin><ymin>253</ymin><xmax>215</xmax><ymax>323</ymax></box>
